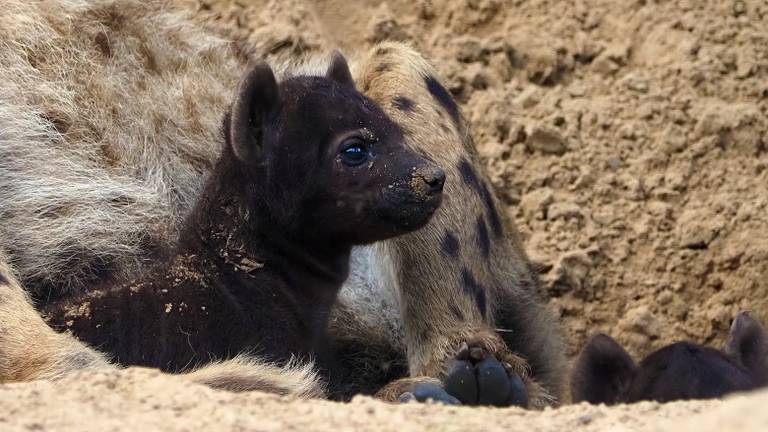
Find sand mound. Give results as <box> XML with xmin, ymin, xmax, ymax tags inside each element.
<box><xmin>0</xmin><ymin>368</ymin><xmax>765</xmax><ymax>431</ymax></box>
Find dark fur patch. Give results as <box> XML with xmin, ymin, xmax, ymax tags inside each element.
<box><xmin>375</xmin><ymin>47</ymin><xmax>392</xmax><ymax>56</ymax></box>
<box><xmin>476</xmin><ymin>216</ymin><xmax>490</xmax><ymax>259</ymax></box>
<box><xmin>40</xmin><ymin>111</ymin><xmax>71</xmax><ymax>135</ymax></box>
<box><xmin>458</xmin><ymin>159</ymin><xmax>503</xmax><ymax>238</ymax></box>
<box><xmin>0</xmin><ymin>271</ymin><xmax>7</xmax><ymax>285</ymax></box>
<box><xmin>441</xmin><ymin>232</ymin><xmax>460</xmax><ymax>259</ymax></box>
<box><xmin>480</xmin><ymin>183</ymin><xmax>503</xmax><ymax>237</ymax></box>
<box><xmin>94</xmin><ymin>32</ymin><xmax>113</xmax><ymax>58</ymax></box>
<box><xmin>425</xmin><ymin>76</ymin><xmax>460</xmax><ymax>124</ymax></box>
<box><xmin>457</xmin><ymin>159</ymin><xmax>481</xmax><ymax>192</ymax></box>
<box><xmin>449</xmin><ymin>302</ymin><xmax>465</xmax><ymax>321</ymax></box>
<box><xmin>392</xmin><ymin>96</ymin><xmax>415</xmax><ymax>112</ymax></box>
<box><xmin>440</xmin><ymin>123</ymin><xmax>452</xmax><ymax>134</ymax></box>
<box><xmin>461</xmin><ymin>268</ymin><xmax>487</xmax><ymax>318</ymax></box>
<box><xmin>321</xmin><ymin>338</ymin><xmax>408</xmax><ymax>401</ymax></box>
<box><xmin>376</xmin><ymin>63</ymin><xmax>392</xmax><ymax>73</ymax></box>
<box><xmin>138</xmin><ymin>42</ymin><xmax>158</xmax><ymax>74</ymax></box>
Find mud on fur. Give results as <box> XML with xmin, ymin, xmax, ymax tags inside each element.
<box><xmin>0</xmin><ymin>0</ymin><xmax>565</xmax><ymax>406</ymax></box>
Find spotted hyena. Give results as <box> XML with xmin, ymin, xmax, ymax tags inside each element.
<box><xmin>0</xmin><ymin>0</ymin><xmax>565</xmax><ymax>407</ymax></box>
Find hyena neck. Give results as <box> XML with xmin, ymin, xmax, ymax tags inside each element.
<box><xmin>178</xmin><ymin>167</ymin><xmax>352</xmax><ymax>305</ymax></box>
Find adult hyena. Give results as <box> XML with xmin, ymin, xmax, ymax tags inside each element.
<box><xmin>0</xmin><ymin>0</ymin><xmax>565</xmax><ymax>406</ymax></box>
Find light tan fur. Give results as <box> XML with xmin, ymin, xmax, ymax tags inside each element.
<box><xmin>0</xmin><ymin>0</ymin><xmax>243</xmax><ymax>292</ymax></box>
<box><xmin>0</xmin><ymin>0</ymin><xmax>564</xmax><ymax>405</ymax></box>
<box><xmin>181</xmin><ymin>356</ymin><xmax>326</xmax><ymax>398</ymax></box>
<box><xmin>0</xmin><ymin>253</ymin><xmax>111</xmax><ymax>382</ymax></box>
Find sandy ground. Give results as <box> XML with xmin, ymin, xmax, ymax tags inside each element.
<box><xmin>1</xmin><ymin>367</ymin><xmax>766</xmax><ymax>432</ymax></box>
<box><xmin>2</xmin><ymin>0</ymin><xmax>767</xmax><ymax>430</ymax></box>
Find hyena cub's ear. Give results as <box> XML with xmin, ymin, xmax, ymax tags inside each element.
<box><xmin>326</xmin><ymin>50</ymin><xmax>355</xmax><ymax>88</ymax></box>
<box><xmin>726</xmin><ymin>311</ymin><xmax>768</xmax><ymax>385</ymax></box>
<box><xmin>229</xmin><ymin>62</ymin><xmax>280</xmax><ymax>164</ymax></box>
<box><xmin>571</xmin><ymin>333</ymin><xmax>638</xmax><ymax>404</ymax></box>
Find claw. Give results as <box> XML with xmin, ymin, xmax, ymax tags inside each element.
<box><xmin>469</xmin><ymin>346</ymin><xmax>485</xmax><ymax>361</ymax></box>
<box><xmin>456</xmin><ymin>342</ymin><xmax>470</xmax><ymax>361</ymax></box>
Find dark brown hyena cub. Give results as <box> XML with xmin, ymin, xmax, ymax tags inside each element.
<box><xmin>43</xmin><ymin>52</ymin><xmax>445</xmax><ymax>371</ymax></box>
<box><xmin>571</xmin><ymin>311</ymin><xmax>768</xmax><ymax>404</ymax></box>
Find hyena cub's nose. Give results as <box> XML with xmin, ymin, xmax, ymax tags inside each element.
<box><xmin>414</xmin><ymin>165</ymin><xmax>446</xmax><ymax>195</ymax></box>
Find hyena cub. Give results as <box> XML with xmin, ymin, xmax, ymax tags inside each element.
<box><xmin>42</xmin><ymin>53</ymin><xmax>445</xmax><ymax>372</ymax></box>
<box><xmin>571</xmin><ymin>312</ymin><xmax>768</xmax><ymax>404</ymax></box>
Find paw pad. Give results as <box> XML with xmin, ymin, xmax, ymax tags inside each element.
<box><xmin>443</xmin><ymin>346</ymin><xmax>529</xmax><ymax>407</ymax></box>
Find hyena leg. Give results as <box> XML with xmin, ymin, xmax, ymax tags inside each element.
<box><xmin>0</xmin><ymin>258</ymin><xmax>111</xmax><ymax>382</ymax></box>
<box><xmin>353</xmin><ymin>42</ymin><xmax>566</xmax><ymax>407</ymax></box>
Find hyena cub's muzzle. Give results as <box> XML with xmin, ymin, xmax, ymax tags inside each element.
<box><xmin>379</xmin><ymin>161</ymin><xmax>445</xmax><ymax>232</ymax></box>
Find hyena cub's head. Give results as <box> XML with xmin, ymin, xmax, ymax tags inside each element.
<box><xmin>571</xmin><ymin>312</ymin><xmax>768</xmax><ymax>404</ymax></box>
<box><xmin>222</xmin><ymin>51</ymin><xmax>444</xmax><ymax>245</ymax></box>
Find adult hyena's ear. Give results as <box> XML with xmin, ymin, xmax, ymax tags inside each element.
<box><xmin>326</xmin><ymin>50</ymin><xmax>355</xmax><ymax>89</ymax></box>
<box><xmin>571</xmin><ymin>333</ymin><xmax>638</xmax><ymax>405</ymax></box>
<box><xmin>726</xmin><ymin>311</ymin><xmax>768</xmax><ymax>385</ymax></box>
<box><xmin>229</xmin><ymin>61</ymin><xmax>279</xmax><ymax>164</ymax></box>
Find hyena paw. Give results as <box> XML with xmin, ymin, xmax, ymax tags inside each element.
<box><xmin>441</xmin><ymin>337</ymin><xmax>530</xmax><ymax>407</ymax></box>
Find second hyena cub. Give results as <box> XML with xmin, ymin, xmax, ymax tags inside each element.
<box><xmin>42</xmin><ymin>53</ymin><xmax>444</xmax><ymax>370</ymax></box>
<box><xmin>571</xmin><ymin>312</ymin><xmax>768</xmax><ymax>404</ymax></box>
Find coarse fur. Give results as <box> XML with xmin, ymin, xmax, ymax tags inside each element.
<box><xmin>0</xmin><ymin>0</ymin><xmax>565</xmax><ymax>406</ymax></box>
<box><xmin>571</xmin><ymin>312</ymin><xmax>768</xmax><ymax>404</ymax></box>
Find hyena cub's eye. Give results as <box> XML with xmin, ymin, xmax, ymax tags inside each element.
<box><xmin>339</xmin><ymin>137</ymin><xmax>369</xmax><ymax>167</ymax></box>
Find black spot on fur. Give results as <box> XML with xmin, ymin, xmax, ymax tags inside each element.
<box><xmin>440</xmin><ymin>123</ymin><xmax>452</xmax><ymax>134</ymax></box>
<box><xmin>392</xmin><ymin>96</ymin><xmax>415</xmax><ymax>112</ymax></box>
<box><xmin>40</xmin><ymin>111</ymin><xmax>71</xmax><ymax>135</ymax></box>
<box><xmin>441</xmin><ymin>232</ymin><xmax>460</xmax><ymax>259</ymax></box>
<box><xmin>94</xmin><ymin>32</ymin><xmax>113</xmax><ymax>58</ymax></box>
<box><xmin>458</xmin><ymin>159</ymin><xmax>503</xmax><ymax>238</ymax></box>
<box><xmin>138</xmin><ymin>42</ymin><xmax>158</xmax><ymax>74</ymax></box>
<box><xmin>425</xmin><ymin>76</ymin><xmax>460</xmax><ymax>124</ymax></box>
<box><xmin>457</xmin><ymin>159</ymin><xmax>481</xmax><ymax>192</ymax></box>
<box><xmin>461</xmin><ymin>268</ymin><xmax>487</xmax><ymax>318</ymax></box>
<box><xmin>0</xmin><ymin>272</ymin><xmax>7</xmax><ymax>285</ymax></box>
<box><xmin>375</xmin><ymin>47</ymin><xmax>392</xmax><ymax>56</ymax></box>
<box><xmin>480</xmin><ymin>183</ymin><xmax>503</xmax><ymax>237</ymax></box>
<box><xmin>449</xmin><ymin>302</ymin><xmax>465</xmax><ymax>321</ymax></box>
<box><xmin>476</xmin><ymin>216</ymin><xmax>490</xmax><ymax>259</ymax></box>
<box><xmin>376</xmin><ymin>63</ymin><xmax>392</xmax><ymax>73</ymax></box>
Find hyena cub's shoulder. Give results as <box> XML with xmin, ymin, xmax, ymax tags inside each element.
<box><xmin>572</xmin><ymin>312</ymin><xmax>768</xmax><ymax>404</ymax></box>
<box><xmin>44</xmin><ymin>52</ymin><xmax>445</xmax><ymax>371</ymax></box>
